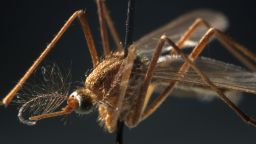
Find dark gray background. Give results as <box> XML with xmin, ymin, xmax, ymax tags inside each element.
<box><xmin>0</xmin><ymin>0</ymin><xmax>255</xmax><ymax>144</ymax></box>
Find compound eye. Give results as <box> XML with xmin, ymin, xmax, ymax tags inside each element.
<box><xmin>78</xmin><ymin>94</ymin><xmax>93</xmax><ymax>113</ymax></box>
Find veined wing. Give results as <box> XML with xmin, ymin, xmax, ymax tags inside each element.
<box><xmin>133</xmin><ymin>9</ymin><xmax>228</xmax><ymax>57</ymax></box>
<box><xmin>152</xmin><ymin>55</ymin><xmax>256</xmax><ymax>94</ymax></box>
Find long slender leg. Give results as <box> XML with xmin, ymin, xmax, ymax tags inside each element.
<box><xmin>96</xmin><ymin>0</ymin><xmax>111</xmax><ymax>56</ymax></box>
<box><xmin>141</xmin><ymin>85</ymin><xmax>156</xmax><ymax>114</ymax></box>
<box><xmin>1</xmin><ymin>10</ymin><xmax>99</xmax><ymax>107</ymax></box>
<box><xmin>126</xmin><ymin>36</ymin><xmax>166</xmax><ymax>126</ymax></box>
<box><xmin>78</xmin><ymin>11</ymin><xmax>99</xmax><ymax>66</ymax></box>
<box><xmin>141</xmin><ymin>35</ymin><xmax>256</xmax><ymax>127</ymax></box>
<box><xmin>174</xmin><ymin>18</ymin><xmax>256</xmax><ymax>70</ymax></box>
<box><xmin>140</xmin><ymin>19</ymin><xmax>256</xmax><ymax>117</ymax></box>
<box><xmin>141</xmin><ymin>28</ymin><xmax>229</xmax><ymax>119</ymax></box>
<box><xmin>140</xmin><ymin>20</ymin><xmax>213</xmax><ymax>114</ymax></box>
<box><xmin>141</xmin><ymin>21</ymin><xmax>256</xmax><ymax>119</ymax></box>
<box><xmin>102</xmin><ymin>1</ymin><xmax>123</xmax><ymax>51</ymax></box>
<box><xmin>213</xmin><ymin>29</ymin><xmax>256</xmax><ymax>70</ymax></box>
<box><xmin>140</xmin><ymin>36</ymin><xmax>178</xmax><ymax>121</ymax></box>
<box><xmin>166</xmin><ymin>36</ymin><xmax>256</xmax><ymax>127</ymax></box>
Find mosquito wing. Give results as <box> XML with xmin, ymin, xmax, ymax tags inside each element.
<box><xmin>152</xmin><ymin>56</ymin><xmax>256</xmax><ymax>94</ymax></box>
<box><xmin>133</xmin><ymin>9</ymin><xmax>228</xmax><ymax>57</ymax></box>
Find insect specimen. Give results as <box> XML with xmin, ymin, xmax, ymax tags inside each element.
<box><xmin>1</xmin><ymin>0</ymin><xmax>256</xmax><ymax>144</ymax></box>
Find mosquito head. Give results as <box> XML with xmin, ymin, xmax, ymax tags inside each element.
<box><xmin>69</xmin><ymin>89</ymin><xmax>95</xmax><ymax>115</ymax></box>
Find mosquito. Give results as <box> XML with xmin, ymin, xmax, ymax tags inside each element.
<box><xmin>1</xmin><ymin>0</ymin><xmax>256</xmax><ymax>144</ymax></box>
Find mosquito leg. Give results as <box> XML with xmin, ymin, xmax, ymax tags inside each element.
<box><xmin>78</xmin><ymin>11</ymin><xmax>99</xmax><ymax>67</ymax></box>
<box><xmin>101</xmin><ymin>1</ymin><xmax>123</xmax><ymax>51</ymax></box>
<box><xmin>211</xmin><ymin>28</ymin><xmax>256</xmax><ymax>70</ymax></box>
<box><xmin>111</xmin><ymin>47</ymin><xmax>137</xmax><ymax>130</ymax></box>
<box><xmin>142</xmin><ymin>27</ymin><xmax>245</xmax><ymax>119</ymax></box>
<box><xmin>96</xmin><ymin>0</ymin><xmax>111</xmax><ymax>56</ymax></box>
<box><xmin>165</xmin><ymin>36</ymin><xmax>256</xmax><ymax>127</ymax></box>
<box><xmin>141</xmin><ymin>78</ymin><xmax>177</xmax><ymax>121</ymax></box>
<box><xmin>126</xmin><ymin>36</ymin><xmax>166</xmax><ymax>126</ymax></box>
<box><xmin>142</xmin><ymin>35</ymin><xmax>256</xmax><ymax>127</ymax></box>
<box><xmin>174</xmin><ymin>18</ymin><xmax>256</xmax><ymax>70</ymax></box>
<box><xmin>175</xmin><ymin>18</ymin><xmax>211</xmax><ymax>48</ymax></box>
<box><xmin>1</xmin><ymin>10</ymin><xmax>99</xmax><ymax>107</ymax></box>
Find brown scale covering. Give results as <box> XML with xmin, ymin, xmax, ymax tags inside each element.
<box><xmin>84</xmin><ymin>51</ymin><xmax>149</xmax><ymax>132</ymax></box>
<box><xmin>85</xmin><ymin>52</ymin><xmax>124</xmax><ymax>132</ymax></box>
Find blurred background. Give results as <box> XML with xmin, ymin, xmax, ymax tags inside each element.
<box><xmin>0</xmin><ymin>0</ymin><xmax>255</xmax><ymax>144</ymax></box>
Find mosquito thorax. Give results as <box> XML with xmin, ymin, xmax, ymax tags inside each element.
<box><xmin>69</xmin><ymin>89</ymin><xmax>94</xmax><ymax>115</ymax></box>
